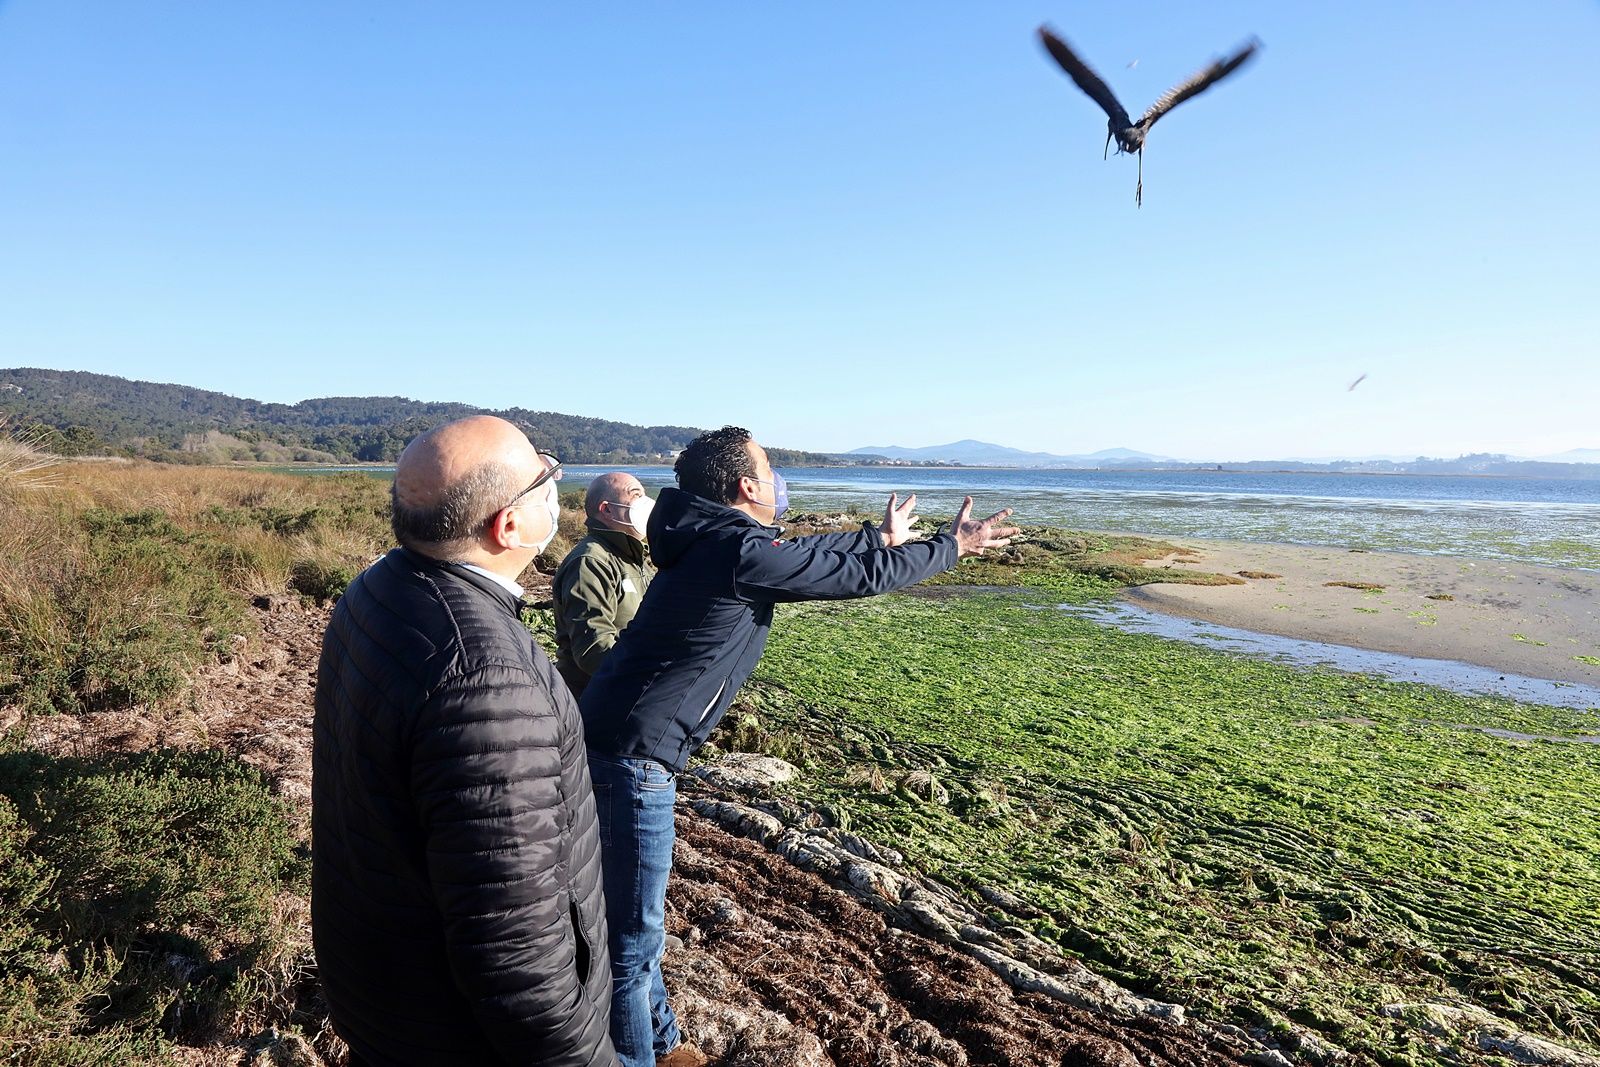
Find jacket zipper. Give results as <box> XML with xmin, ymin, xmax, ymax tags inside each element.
<box><xmin>695</xmin><ymin>679</ymin><xmax>728</xmax><ymax>730</ymax></box>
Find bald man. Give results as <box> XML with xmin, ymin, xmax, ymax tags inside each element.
<box><xmin>312</xmin><ymin>416</ymin><xmax>616</xmax><ymax>1067</ymax></box>
<box><xmin>551</xmin><ymin>473</ymin><xmax>655</xmax><ymax>698</ymax></box>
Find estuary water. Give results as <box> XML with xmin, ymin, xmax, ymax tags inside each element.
<box><xmin>313</xmin><ymin>464</ymin><xmax>1600</xmax><ymax>571</ymax></box>
<box><xmin>566</xmin><ymin>466</ymin><xmax>1600</xmax><ymax>571</ymax></box>
<box><xmin>1050</xmin><ymin>599</ymin><xmax>1600</xmax><ymax>713</ymax></box>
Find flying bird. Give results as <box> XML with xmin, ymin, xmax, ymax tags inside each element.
<box><xmin>1037</xmin><ymin>26</ymin><xmax>1260</xmax><ymax>206</ymax></box>
<box><xmin>1348</xmin><ymin>373</ymin><xmax>1368</xmax><ymax>392</ymax></box>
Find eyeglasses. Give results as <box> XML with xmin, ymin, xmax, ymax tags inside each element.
<box><xmin>498</xmin><ymin>453</ymin><xmax>562</xmax><ymax>514</ymax></box>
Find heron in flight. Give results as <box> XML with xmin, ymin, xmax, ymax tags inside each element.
<box><xmin>1038</xmin><ymin>26</ymin><xmax>1260</xmax><ymax>206</ymax></box>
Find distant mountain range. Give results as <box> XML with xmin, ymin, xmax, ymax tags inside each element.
<box><xmin>848</xmin><ymin>439</ymin><xmax>1600</xmax><ymax>477</ymax></box>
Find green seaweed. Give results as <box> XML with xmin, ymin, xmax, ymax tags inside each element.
<box><xmin>724</xmin><ymin>585</ymin><xmax>1600</xmax><ymax>1066</ymax></box>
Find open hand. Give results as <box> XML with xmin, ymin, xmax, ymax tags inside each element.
<box><xmin>948</xmin><ymin>496</ymin><xmax>1018</xmax><ymax>558</ymax></box>
<box><xmin>881</xmin><ymin>492</ymin><xmax>919</xmax><ymax>548</ymax></box>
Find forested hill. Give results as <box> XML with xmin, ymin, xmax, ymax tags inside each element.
<box><xmin>0</xmin><ymin>368</ymin><xmax>830</xmax><ymax>465</ymax></box>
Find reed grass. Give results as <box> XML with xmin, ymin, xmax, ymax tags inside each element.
<box><xmin>0</xmin><ymin>463</ymin><xmax>392</xmax><ymax>717</ymax></box>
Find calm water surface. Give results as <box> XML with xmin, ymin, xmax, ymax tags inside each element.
<box><xmin>569</xmin><ymin>466</ymin><xmax>1600</xmax><ymax>571</ymax></box>
<box><xmin>313</xmin><ymin>465</ymin><xmax>1600</xmax><ymax>571</ymax></box>
<box><xmin>1051</xmin><ymin>599</ymin><xmax>1600</xmax><ymax>713</ymax></box>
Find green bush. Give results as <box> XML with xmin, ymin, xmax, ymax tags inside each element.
<box><xmin>288</xmin><ymin>557</ymin><xmax>356</xmax><ymax>601</ymax></box>
<box><xmin>0</xmin><ymin>746</ymin><xmax>307</xmax><ymax>1060</ymax></box>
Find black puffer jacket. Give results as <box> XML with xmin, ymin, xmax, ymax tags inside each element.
<box><xmin>312</xmin><ymin>548</ymin><xmax>614</xmax><ymax>1067</ymax></box>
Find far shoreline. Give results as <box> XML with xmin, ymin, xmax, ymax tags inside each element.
<box><xmin>1120</xmin><ymin>536</ymin><xmax>1600</xmax><ymax>689</ymax></box>
<box><xmin>101</xmin><ymin>457</ymin><xmax>1600</xmax><ymax>482</ymax></box>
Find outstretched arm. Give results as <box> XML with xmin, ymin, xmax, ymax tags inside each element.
<box><xmin>793</xmin><ymin>492</ymin><xmax>917</xmax><ymax>551</ymax></box>
<box><xmin>734</xmin><ymin>496</ymin><xmax>1018</xmax><ymax>603</ymax></box>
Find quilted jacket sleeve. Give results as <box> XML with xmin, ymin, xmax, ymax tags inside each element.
<box><xmin>409</xmin><ymin>665</ymin><xmax>616</xmax><ymax>1067</ymax></box>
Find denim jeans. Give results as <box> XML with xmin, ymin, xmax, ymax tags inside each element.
<box><xmin>587</xmin><ymin>751</ymin><xmax>681</xmax><ymax>1066</ymax></box>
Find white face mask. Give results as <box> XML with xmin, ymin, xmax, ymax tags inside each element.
<box><xmin>609</xmin><ymin>494</ymin><xmax>654</xmax><ymax>539</ymax></box>
<box><xmin>512</xmin><ymin>488</ymin><xmax>561</xmax><ymax>555</ymax></box>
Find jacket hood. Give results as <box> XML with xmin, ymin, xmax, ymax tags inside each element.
<box><xmin>645</xmin><ymin>486</ymin><xmax>767</xmax><ymax>569</ymax></box>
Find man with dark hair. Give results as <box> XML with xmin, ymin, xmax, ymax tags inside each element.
<box><xmin>313</xmin><ymin>415</ymin><xmax>616</xmax><ymax>1067</ymax></box>
<box><xmin>581</xmin><ymin>426</ymin><xmax>1016</xmax><ymax>1067</ymax></box>
<box><xmin>670</xmin><ymin>424</ymin><xmax>754</xmax><ymax>505</ymax></box>
<box><xmin>552</xmin><ymin>472</ymin><xmax>655</xmax><ymax>697</ymax></box>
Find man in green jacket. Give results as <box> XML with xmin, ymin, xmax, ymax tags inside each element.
<box><xmin>552</xmin><ymin>472</ymin><xmax>654</xmax><ymax>697</ymax></box>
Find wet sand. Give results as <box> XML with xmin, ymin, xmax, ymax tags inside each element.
<box><xmin>1125</xmin><ymin>539</ymin><xmax>1600</xmax><ymax>688</ymax></box>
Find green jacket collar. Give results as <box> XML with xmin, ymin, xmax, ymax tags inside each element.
<box><xmin>584</xmin><ymin>521</ymin><xmax>649</xmax><ymax>565</ymax></box>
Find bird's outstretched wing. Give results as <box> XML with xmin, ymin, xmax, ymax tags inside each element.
<box><xmin>1136</xmin><ymin>38</ymin><xmax>1259</xmax><ymax>133</ymax></box>
<box><xmin>1038</xmin><ymin>26</ymin><xmax>1131</xmax><ymax>130</ymax></box>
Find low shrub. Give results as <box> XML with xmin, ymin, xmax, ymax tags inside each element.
<box><xmin>289</xmin><ymin>557</ymin><xmax>357</xmax><ymax>602</ymax></box>
<box><xmin>0</xmin><ymin>746</ymin><xmax>307</xmax><ymax>1061</ymax></box>
<box><xmin>0</xmin><ymin>507</ymin><xmax>251</xmax><ymax>715</ymax></box>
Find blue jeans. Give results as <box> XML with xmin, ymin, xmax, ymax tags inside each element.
<box><xmin>587</xmin><ymin>751</ymin><xmax>681</xmax><ymax>1066</ymax></box>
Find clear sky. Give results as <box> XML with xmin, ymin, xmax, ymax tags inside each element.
<box><xmin>1</xmin><ymin>2</ymin><xmax>1595</xmax><ymax>461</ymax></box>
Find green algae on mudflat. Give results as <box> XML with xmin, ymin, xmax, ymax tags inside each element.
<box><xmin>917</xmin><ymin>527</ymin><xmax>1243</xmax><ymax>592</ymax></box>
<box><xmin>731</xmin><ymin>589</ymin><xmax>1600</xmax><ymax>1066</ymax></box>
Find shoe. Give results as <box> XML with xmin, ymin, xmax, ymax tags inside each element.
<box><xmin>656</xmin><ymin>1042</ymin><xmax>709</xmax><ymax>1067</ymax></box>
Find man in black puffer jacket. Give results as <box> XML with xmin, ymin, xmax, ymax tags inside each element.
<box><xmin>313</xmin><ymin>416</ymin><xmax>616</xmax><ymax>1066</ymax></box>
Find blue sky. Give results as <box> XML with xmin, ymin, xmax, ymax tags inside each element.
<box><xmin>1</xmin><ymin>2</ymin><xmax>1595</xmax><ymax>460</ymax></box>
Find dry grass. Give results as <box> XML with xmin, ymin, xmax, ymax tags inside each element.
<box><xmin>0</xmin><ymin>463</ymin><xmax>393</xmax><ymax>716</ymax></box>
<box><xmin>1237</xmin><ymin>570</ymin><xmax>1283</xmax><ymax>580</ymax></box>
<box><xmin>1324</xmin><ymin>580</ymin><xmax>1386</xmax><ymax>591</ymax></box>
<box><xmin>0</xmin><ymin>421</ymin><xmax>60</xmax><ymax>493</ymax></box>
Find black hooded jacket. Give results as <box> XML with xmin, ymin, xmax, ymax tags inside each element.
<box><xmin>312</xmin><ymin>548</ymin><xmax>614</xmax><ymax>1067</ymax></box>
<box><xmin>580</xmin><ymin>487</ymin><xmax>960</xmax><ymax>770</ymax></box>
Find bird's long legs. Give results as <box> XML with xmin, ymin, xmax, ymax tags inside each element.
<box><xmin>1135</xmin><ymin>148</ymin><xmax>1144</xmax><ymax>208</ymax></box>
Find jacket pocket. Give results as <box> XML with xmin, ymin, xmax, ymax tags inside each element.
<box><xmin>569</xmin><ymin>896</ymin><xmax>591</xmax><ymax>984</ymax></box>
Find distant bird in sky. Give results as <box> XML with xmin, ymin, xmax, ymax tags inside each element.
<box><xmin>1037</xmin><ymin>26</ymin><xmax>1260</xmax><ymax>207</ymax></box>
<box><xmin>1348</xmin><ymin>373</ymin><xmax>1368</xmax><ymax>391</ymax></box>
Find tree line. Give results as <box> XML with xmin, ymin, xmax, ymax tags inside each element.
<box><xmin>0</xmin><ymin>368</ymin><xmax>840</xmax><ymax>466</ymax></box>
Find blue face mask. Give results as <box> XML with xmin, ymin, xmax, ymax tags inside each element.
<box><xmin>751</xmin><ymin>471</ymin><xmax>788</xmax><ymax>521</ymax></box>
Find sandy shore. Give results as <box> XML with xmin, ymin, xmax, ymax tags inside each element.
<box><xmin>1125</xmin><ymin>539</ymin><xmax>1600</xmax><ymax>687</ymax></box>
